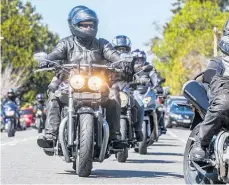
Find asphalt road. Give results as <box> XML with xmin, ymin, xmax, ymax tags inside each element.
<box><xmin>1</xmin><ymin>127</ymin><xmax>191</xmax><ymax>184</ymax></box>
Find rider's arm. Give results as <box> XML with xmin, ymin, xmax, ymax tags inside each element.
<box><xmin>46</xmin><ymin>38</ymin><xmax>68</xmax><ymax>62</ymax></box>
<box><xmin>99</xmin><ymin>38</ymin><xmax>121</xmax><ymax>62</ymax></box>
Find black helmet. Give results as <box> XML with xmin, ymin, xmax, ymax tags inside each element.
<box><xmin>131</xmin><ymin>49</ymin><xmax>147</xmax><ymax>66</ymax></box>
<box><xmin>7</xmin><ymin>88</ymin><xmax>16</xmax><ymax>100</ymax></box>
<box><xmin>112</xmin><ymin>35</ymin><xmax>131</xmax><ymax>53</ymax></box>
<box><xmin>219</xmin><ymin>18</ymin><xmax>229</xmax><ymax>56</ymax></box>
<box><xmin>68</xmin><ymin>6</ymin><xmax>99</xmax><ymax>40</ymax></box>
<box><xmin>36</xmin><ymin>93</ymin><xmax>45</xmax><ymax>103</ymax></box>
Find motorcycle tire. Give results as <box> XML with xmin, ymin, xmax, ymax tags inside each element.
<box><xmin>139</xmin><ymin>121</ymin><xmax>147</xmax><ymax>155</ymax></box>
<box><xmin>75</xmin><ymin>114</ymin><xmax>94</xmax><ymax>177</ymax></box>
<box><xmin>116</xmin><ymin>119</ymin><xmax>128</xmax><ymax>163</ymax></box>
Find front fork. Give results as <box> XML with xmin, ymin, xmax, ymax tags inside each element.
<box><xmin>68</xmin><ymin>87</ymin><xmax>75</xmax><ymax>146</ymax></box>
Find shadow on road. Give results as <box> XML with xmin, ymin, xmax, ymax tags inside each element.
<box><xmin>125</xmin><ymin>159</ymin><xmax>178</xmax><ymax>164</ymax></box>
<box><xmin>152</xmin><ymin>143</ymin><xmax>180</xmax><ymax>147</ymax></box>
<box><xmin>58</xmin><ymin>169</ymin><xmax>184</xmax><ymax>179</ymax></box>
<box><xmin>147</xmin><ymin>152</ymin><xmax>183</xmax><ymax>156</ymax></box>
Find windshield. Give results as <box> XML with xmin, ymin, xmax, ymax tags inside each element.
<box><xmin>20</xmin><ymin>109</ymin><xmax>33</xmax><ymax>115</ymax></box>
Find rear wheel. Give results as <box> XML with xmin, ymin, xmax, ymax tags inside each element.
<box><xmin>116</xmin><ymin>119</ymin><xmax>128</xmax><ymax>162</ymax></box>
<box><xmin>75</xmin><ymin>114</ymin><xmax>94</xmax><ymax>177</ymax></box>
<box><xmin>139</xmin><ymin>121</ymin><xmax>147</xmax><ymax>155</ymax></box>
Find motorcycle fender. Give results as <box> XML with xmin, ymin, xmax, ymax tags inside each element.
<box><xmin>77</xmin><ymin>107</ymin><xmax>94</xmax><ymax>115</ymax></box>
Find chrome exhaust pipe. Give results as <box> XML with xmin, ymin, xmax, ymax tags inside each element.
<box><xmin>98</xmin><ymin>120</ymin><xmax>109</xmax><ymax>162</ymax></box>
<box><xmin>59</xmin><ymin>116</ymin><xmax>71</xmax><ymax>163</ymax></box>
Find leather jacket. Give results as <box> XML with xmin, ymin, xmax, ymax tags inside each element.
<box><xmin>47</xmin><ymin>36</ymin><xmax>121</xmax><ymax>65</ymax></box>
<box><xmin>46</xmin><ymin>36</ymin><xmax>133</xmax><ymax>84</ymax></box>
<box><xmin>137</xmin><ymin>62</ymin><xmax>164</xmax><ymax>88</ymax></box>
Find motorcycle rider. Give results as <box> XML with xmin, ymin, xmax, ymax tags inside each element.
<box><xmin>111</xmin><ymin>35</ymin><xmax>144</xmax><ymax>141</ymax></box>
<box><xmin>191</xmin><ymin>18</ymin><xmax>229</xmax><ymax>161</ymax></box>
<box><xmin>2</xmin><ymin>88</ymin><xmax>20</xmax><ymax>129</ymax></box>
<box><xmin>131</xmin><ymin>49</ymin><xmax>167</xmax><ymax>134</ymax></box>
<box><xmin>36</xmin><ymin>6</ymin><xmax>135</xmax><ymax>154</ymax></box>
<box><xmin>33</xmin><ymin>93</ymin><xmax>46</xmax><ymax>125</ymax></box>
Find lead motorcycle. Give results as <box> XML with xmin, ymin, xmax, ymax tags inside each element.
<box><xmin>182</xmin><ymin>68</ymin><xmax>229</xmax><ymax>184</ymax></box>
<box><xmin>34</xmin><ymin>53</ymin><xmax>132</xmax><ymax>177</ymax></box>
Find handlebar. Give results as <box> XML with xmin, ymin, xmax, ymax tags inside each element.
<box><xmin>35</xmin><ymin>63</ymin><xmax>125</xmax><ymax>73</ymax></box>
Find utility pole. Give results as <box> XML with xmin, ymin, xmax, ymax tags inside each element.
<box><xmin>213</xmin><ymin>27</ymin><xmax>218</xmax><ymax>57</ymax></box>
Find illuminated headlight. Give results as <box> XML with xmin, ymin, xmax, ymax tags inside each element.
<box><xmin>69</xmin><ymin>75</ymin><xmax>85</xmax><ymax>90</ymax></box>
<box><xmin>88</xmin><ymin>76</ymin><xmax>102</xmax><ymax>91</ymax></box>
<box><xmin>120</xmin><ymin>92</ymin><xmax>128</xmax><ymax>108</ymax></box>
<box><xmin>5</xmin><ymin>111</ymin><xmax>15</xmax><ymax>116</ymax></box>
<box><xmin>37</xmin><ymin>110</ymin><xmax>42</xmax><ymax>115</ymax></box>
<box><xmin>143</xmin><ymin>97</ymin><xmax>151</xmax><ymax>105</ymax></box>
<box><xmin>170</xmin><ymin>113</ymin><xmax>182</xmax><ymax>119</ymax></box>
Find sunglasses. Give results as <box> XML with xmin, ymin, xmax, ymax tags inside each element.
<box><xmin>78</xmin><ymin>23</ymin><xmax>95</xmax><ymax>29</ymax></box>
<box><xmin>117</xmin><ymin>47</ymin><xmax>129</xmax><ymax>52</ymax></box>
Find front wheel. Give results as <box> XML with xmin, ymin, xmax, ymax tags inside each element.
<box><xmin>37</xmin><ymin>119</ymin><xmax>42</xmax><ymax>133</ymax></box>
<box><xmin>116</xmin><ymin>119</ymin><xmax>128</xmax><ymax>163</ymax></box>
<box><xmin>7</xmin><ymin>120</ymin><xmax>15</xmax><ymax>137</ymax></box>
<box><xmin>75</xmin><ymin>114</ymin><xmax>94</xmax><ymax>177</ymax></box>
<box><xmin>139</xmin><ymin>121</ymin><xmax>147</xmax><ymax>155</ymax></box>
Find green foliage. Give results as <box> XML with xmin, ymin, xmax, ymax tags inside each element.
<box><xmin>151</xmin><ymin>1</ymin><xmax>229</xmax><ymax>95</ymax></box>
<box><xmin>1</xmin><ymin>0</ymin><xmax>59</xmax><ymax>104</ymax></box>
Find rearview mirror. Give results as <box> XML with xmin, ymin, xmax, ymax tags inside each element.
<box><xmin>142</xmin><ymin>65</ymin><xmax>153</xmax><ymax>72</ymax></box>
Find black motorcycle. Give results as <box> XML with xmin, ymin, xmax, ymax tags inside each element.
<box><xmin>116</xmin><ymin>65</ymin><xmax>153</xmax><ymax>161</ymax></box>
<box><xmin>182</xmin><ymin>68</ymin><xmax>229</xmax><ymax>184</ymax></box>
<box><xmin>34</xmin><ymin>53</ymin><xmax>132</xmax><ymax>177</ymax></box>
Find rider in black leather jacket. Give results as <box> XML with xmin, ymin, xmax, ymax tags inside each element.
<box><xmin>36</xmin><ymin>6</ymin><xmax>133</xmax><ymax>155</ymax></box>
<box><xmin>131</xmin><ymin>49</ymin><xmax>167</xmax><ymax>134</ymax></box>
<box><xmin>191</xmin><ymin>18</ymin><xmax>229</xmax><ymax>161</ymax></box>
<box><xmin>111</xmin><ymin>35</ymin><xmax>143</xmax><ymax>141</ymax></box>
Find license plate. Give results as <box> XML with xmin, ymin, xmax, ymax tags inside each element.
<box><xmin>183</xmin><ymin>119</ymin><xmax>191</xmax><ymax>123</ymax></box>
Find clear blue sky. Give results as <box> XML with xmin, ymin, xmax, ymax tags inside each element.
<box><xmin>23</xmin><ymin>0</ymin><xmax>175</xmax><ymax>57</ymax></box>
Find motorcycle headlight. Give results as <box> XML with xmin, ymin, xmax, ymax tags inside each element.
<box><xmin>143</xmin><ymin>97</ymin><xmax>151</xmax><ymax>105</ymax></box>
<box><xmin>120</xmin><ymin>92</ymin><xmax>128</xmax><ymax>108</ymax></box>
<box><xmin>69</xmin><ymin>75</ymin><xmax>85</xmax><ymax>90</ymax></box>
<box><xmin>88</xmin><ymin>76</ymin><xmax>102</xmax><ymax>91</ymax></box>
<box><xmin>5</xmin><ymin>111</ymin><xmax>15</xmax><ymax>116</ymax></box>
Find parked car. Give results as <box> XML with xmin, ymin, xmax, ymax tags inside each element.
<box><xmin>19</xmin><ymin>107</ymin><xmax>34</xmax><ymax>127</ymax></box>
<box><xmin>164</xmin><ymin>101</ymin><xmax>194</xmax><ymax>128</ymax></box>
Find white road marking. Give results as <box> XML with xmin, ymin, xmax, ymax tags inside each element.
<box><xmin>167</xmin><ymin>130</ymin><xmax>187</xmax><ymax>143</ymax></box>
<box><xmin>0</xmin><ymin>136</ymin><xmax>37</xmax><ymax>147</ymax></box>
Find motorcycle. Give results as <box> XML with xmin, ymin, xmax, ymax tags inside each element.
<box><xmin>132</xmin><ymin>70</ymin><xmax>159</xmax><ymax>155</ymax></box>
<box><xmin>34</xmin><ymin>53</ymin><xmax>132</xmax><ymax>177</ymax></box>
<box><xmin>116</xmin><ymin>65</ymin><xmax>153</xmax><ymax>161</ymax></box>
<box><xmin>182</xmin><ymin>68</ymin><xmax>229</xmax><ymax>184</ymax></box>
<box><xmin>35</xmin><ymin>109</ymin><xmax>45</xmax><ymax>133</ymax></box>
<box><xmin>2</xmin><ymin>100</ymin><xmax>18</xmax><ymax>137</ymax></box>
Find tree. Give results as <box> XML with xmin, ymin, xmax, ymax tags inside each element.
<box><xmin>151</xmin><ymin>1</ymin><xmax>229</xmax><ymax>95</ymax></box>
<box><xmin>1</xmin><ymin>0</ymin><xmax>59</xmax><ymax>103</ymax></box>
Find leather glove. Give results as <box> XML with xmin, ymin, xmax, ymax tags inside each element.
<box><xmin>34</xmin><ymin>52</ymin><xmax>49</xmax><ymax>69</ymax></box>
<box><xmin>37</xmin><ymin>60</ymin><xmax>49</xmax><ymax>69</ymax></box>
